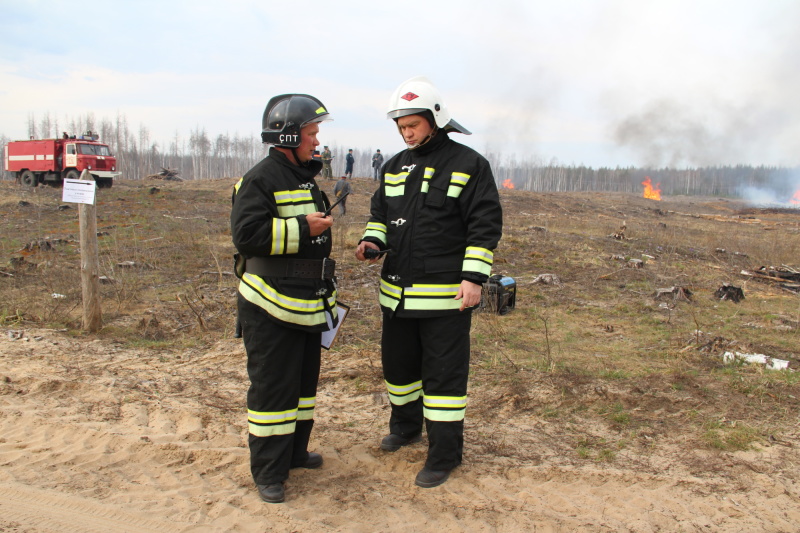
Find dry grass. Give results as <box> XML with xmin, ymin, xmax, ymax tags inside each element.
<box><xmin>1</xmin><ymin>177</ymin><xmax>799</xmax><ymax>464</ymax></box>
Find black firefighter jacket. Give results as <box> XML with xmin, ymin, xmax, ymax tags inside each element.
<box><xmin>361</xmin><ymin>131</ymin><xmax>503</xmax><ymax>318</ymax></box>
<box><xmin>231</xmin><ymin>148</ymin><xmax>336</xmax><ymax>331</ymax></box>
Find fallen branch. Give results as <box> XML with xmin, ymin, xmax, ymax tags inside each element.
<box><xmin>741</xmin><ymin>270</ymin><xmax>793</xmax><ymax>283</ymax></box>
<box><xmin>162</xmin><ymin>214</ymin><xmax>209</xmax><ymax>222</ymax></box>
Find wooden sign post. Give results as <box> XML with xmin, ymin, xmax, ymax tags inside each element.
<box><xmin>76</xmin><ymin>170</ymin><xmax>102</xmax><ymax>331</ymax></box>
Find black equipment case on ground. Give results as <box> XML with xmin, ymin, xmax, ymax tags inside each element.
<box><xmin>480</xmin><ymin>275</ymin><xmax>516</xmax><ymax>315</ymax></box>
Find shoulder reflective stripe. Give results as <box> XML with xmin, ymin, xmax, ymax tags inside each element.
<box><xmin>239</xmin><ymin>278</ymin><xmax>336</xmax><ymax>327</ymax></box>
<box><xmin>385</xmin><ymin>380</ymin><xmax>422</xmax><ymax>406</ymax></box>
<box><xmin>450</xmin><ymin>172</ymin><xmax>471</xmax><ymax>187</ymax></box>
<box><xmin>362</xmin><ymin>221</ymin><xmax>388</xmax><ymax>244</ymax></box>
<box><xmin>384</xmin><ymin>172</ymin><xmax>408</xmax><ymax>197</ymax></box>
<box><xmin>249</xmin><ymin>420</ymin><xmax>296</xmax><ymax>437</ymax></box>
<box><xmin>421</xmin><ymin>167</ymin><xmax>435</xmax><ymax>194</ymax></box>
<box><xmin>463</xmin><ymin>246</ymin><xmax>493</xmax><ymax>275</ymax></box>
<box><xmin>447</xmin><ymin>172</ymin><xmax>472</xmax><ymax>198</ymax></box>
<box><xmin>234</xmin><ymin>177</ymin><xmax>243</xmax><ymax>194</ymax></box>
<box><xmin>384</xmin><ymin>172</ymin><xmax>409</xmax><ymax>185</ymax></box>
<box><xmin>270</xmin><ymin>218</ymin><xmax>300</xmax><ymax>255</ymax></box>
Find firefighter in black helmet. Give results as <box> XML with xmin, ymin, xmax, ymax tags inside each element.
<box><xmin>231</xmin><ymin>94</ymin><xmax>336</xmax><ymax>504</ymax></box>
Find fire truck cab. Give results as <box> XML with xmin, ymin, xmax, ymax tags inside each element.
<box><xmin>4</xmin><ymin>132</ymin><xmax>120</xmax><ymax>188</ymax></box>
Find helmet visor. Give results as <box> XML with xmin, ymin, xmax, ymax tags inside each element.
<box><xmin>387</xmin><ymin>108</ymin><xmax>428</xmax><ymax>121</ymax></box>
<box><xmin>302</xmin><ymin>113</ymin><xmax>333</xmax><ymax>127</ymax></box>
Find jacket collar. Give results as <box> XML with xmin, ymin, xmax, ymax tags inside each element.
<box><xmin>269</xmin><ymin>147</ymin><xmax>323</xmax><ymax>179</ymax></box>
<box><xmin>412</xmin><ymin>129</ymin><xmax>449</xmax><ymax>156</ymax></box>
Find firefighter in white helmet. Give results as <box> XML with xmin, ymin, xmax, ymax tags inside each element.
<box><xmin>356</xmin><ymin>76</ymin><xmax>503</xmax><ymax>488</ymax></box>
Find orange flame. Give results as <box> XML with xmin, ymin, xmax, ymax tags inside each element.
<box><xmin>642</xmin><ymin>177</ymin><xmax>662</xmax><ymax>201</ymax></box>
<box><xmin>502</xmin><ymin>179</ymin><xmax>515</xmax><ymax>189</ymax></box>
<box><xmin>790</xmin><ymin>189</ymin><xmax>800</xmax><ymax>205</ymax></box>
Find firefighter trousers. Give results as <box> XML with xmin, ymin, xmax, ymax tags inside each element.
<box><xmin>238</xmin><ymin>295</ymin><xmax>321</xmax><ymax>485</ymax></box>
<box><xmin>381</xmin><ymin>312</ymin><xmax>471</xmax><ymax>471</ymax></box>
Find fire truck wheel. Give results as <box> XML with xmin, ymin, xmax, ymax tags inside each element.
<box><xmin>20</xmin><ymin>170</ymin><xmax>37</xmax><ymax>187</ymax></box>
<box><xmin>65</xmin><ymin>170</ymin><xmax>80</xmax><ymax>181</ymax></box>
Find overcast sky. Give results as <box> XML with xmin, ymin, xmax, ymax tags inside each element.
<box><xmin>1</xmin><ymin>0</ymin><xmax>798</xmax><ymax>168</ymax></box>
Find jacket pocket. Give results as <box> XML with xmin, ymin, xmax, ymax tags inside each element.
<box><xmin>424</xmin><ymin>255</ymin><xmax>461</xmax><ymax>274</ymax></box>
<box><xmin>424</xmin><ymin>184</ymin><xmax>447</xmax><ymax>207</ymax></box>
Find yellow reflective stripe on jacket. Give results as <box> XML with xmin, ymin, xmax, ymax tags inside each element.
<box><xmin>248</xmin><ymin>408</ymin><xmax>297</xmax><ymax>437</ymax></box>
<box><xmin>379</xmin><ymin>279</ymin><xmax>402</xmax><ymax>311</ymax></box>
<box><xmin>275</xmin><ymin>189</ymin><xmax>313</xmax><ymax>205</ymax></box>
<box><xmin>275</xmin><ymin>190</ymin><xmax>316</xmax><ymax>218</ymax></box>
<box><xmin>462</xmin><ymin>246</ymin><xmax>493</xmax><ymax>276</ymax></box>
<box><xmin>402</xmin><ymin>284</ymin><xmax>462</xmax><ymax>311</ymax></box>
<box><xmin>404</xmin><ymin>284</ymin><xmax>459</xmax><ymax>297</ymax></box>
<box><xmin>447</xmin><ymin>172</ymin><xmax>471</xmax><ymax>198</ymax></box>
<box><xmin>423</xmin><ymin>394</ymin><xmax>467</xmax><ymax>422</ymax></box>
<box><xmin>420</xmin><ymin>167</ymin><xmax>435</xmax><ymax>194</ymax></box>
<box><xmin>384</xmin><ymin>172</ymin><xmax>409</xmax><ymax>197</ymax></box>
<box><xmin>239</xmin><ymin>275</ymin><xmax>336</xmax><ymax>327</ymax></box>
<box><xmin>271</xmin><ymin>217</ymin><xmax>301</xmax><ymax>255</ymax></box>
<box><xmin>363</xmin><ymin>221</ymin><xmax>387</xmax><ymax>244</ymax></box>
<box><xmin>234</xmin><ymin>177</ymin><xmax>243</xmax><ymax>194</ymax></box>
<box><xmin>385</xmin><ymin>380</ymin><xmax>422</xmax><ymax>406</ymax></box>
<box><xmin>297</xmin><ymin>396</ymin><xmax>316</xmax><ymax>421</ymax></box>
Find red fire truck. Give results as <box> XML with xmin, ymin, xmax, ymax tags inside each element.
<box><xmin>4</xmin><ymin>132</ymin><xmax>120</xmax><ymax>188</ymax></box>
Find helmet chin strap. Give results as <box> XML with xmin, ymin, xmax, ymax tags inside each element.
<box><xmin>404</xmin><ymin>127</ymin><xmax>437</xmax><ymax>151</ymax></box>
<box><xmin>290</xmin><ymin>147</ymin><xmax>311</xmax><ymax>167</ymax></box>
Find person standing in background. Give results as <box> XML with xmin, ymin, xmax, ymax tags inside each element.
<box><xmin>371</xmin><ymin>149</ymin><xmax>384</xmax><ymax>181</ymax></box>
<box><xmin>345</xmin><ymin>149</ymin><xmax>355</xmax><ymax>178</ymax></box>
<box><xmin>321</xmin><ymin>145</ymin><xmax>333</xmax><ymax>179</ymax></box>
<box><xmin>333</xmin><ymin>175</ymin><xmax>352</xmax><ymax>215</ymax></box>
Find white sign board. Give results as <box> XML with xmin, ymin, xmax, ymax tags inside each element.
<box><xmin>62</xmin><ymin>179</ymin><xmax>96</xmax><ymax>205</ymax></box>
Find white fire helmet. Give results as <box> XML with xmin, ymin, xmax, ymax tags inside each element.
<box><xmin>386</xmin><ymin>76</ymin><xmax>471</xmax><ymax>135</ymax></box>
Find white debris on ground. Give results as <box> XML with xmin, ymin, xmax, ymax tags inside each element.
<box><xmin>723</xmin><ymin>351</ymin><xmax>790</xmax><ymax>370</ymax></box>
